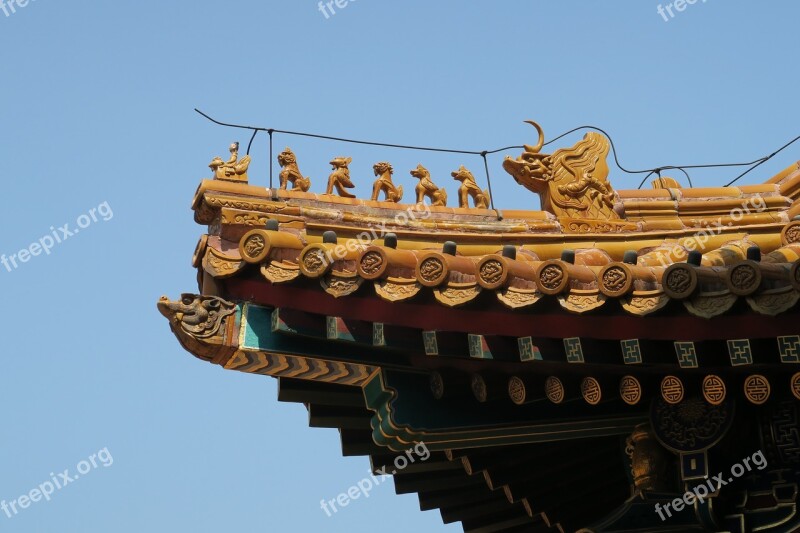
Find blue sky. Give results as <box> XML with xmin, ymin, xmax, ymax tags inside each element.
<box><xmin>1</xmin><ymin>1</ymin><xmax>799</xmax><ymax>531</ymax></box>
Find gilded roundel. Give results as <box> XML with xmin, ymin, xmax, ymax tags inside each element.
<box><xmin>782</xmin><ymin>221</ymin><xmax>800</xmax><ymax>245</ymax></box>
<box><xmin>728</xmin><ymin>263</ymin><xmax>761</xmax><ymax>295</ymax></box>
<box><xmin>243</xmin><ymin>234</ymin><xmax>266</xmax><ymax>260</ymax></box>
<box><xmin>620</xmin><ymin>375</ymin><xmax>642</xmax><ymax>406</ymax></box>
<box><xmin>744</xmin><ymin>375</ymin><xmax>771</xmax><ymax>405</ymax></box>
<box><xmin>702</xmin><ymin>375</ymin><xmax>727</xmax><ymax>406</ymax></box>
<box><xmin>601</xmin><ymin>265</ymin><xmax>631</xmax><ymax>297</ymax></box>
<box><xmin>239</xmin><ymin>230</ymin><xmax>272</xmax><ymax>264</ymax></box>
<box><xmin>419</xmin><ymin>257</ymin><xmax>445</xmax><ymax>285</ymax></box>
<box><xmin>508</xmin><ymin>376</ymin><xmax>527</xmax><ymax>405</ymax></box>
<box><xmin>359</xmin><ymin>250</ymin><xmax>385</xmax><ymax>278</ymax></box>
<box><xmin>301</xmin><ymin>247</ymin><xmax>329</xmax><ymax>277</ymax></box>
<box><xmin>581</xmin><ymin>377</ymin><xmax>602</xmax><ymax>405</ymax></box>
<box><xmin>792</xmin><ymin>373</ymin><xmax>800</xmax><ymax>401</ymax></box>
<box><xmin>479</xmin><ymin>259</ymin><xmax>505</xmax><ymax>287</ymax></box>
<box><xmin>661</xmin><ymin>375</ymin><xmax>684</xmax><ymax>405</ymax></box>
<box><xmin>539</xmin><ymin>264</ymin><xmax>566</xmax><ymax>294</ymax></box>
<box><xmin>545</xmin><ymin>376</ymin><xmax>565</xmax><ymax>404</ymax></box>
<box><xmin>664</xmin><ymin>265</ymin><xmax>695</xmax><ymax>299</ymax></box>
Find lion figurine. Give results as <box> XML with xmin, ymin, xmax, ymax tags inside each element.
<box><xmin>325</xmin><ymin>156</ymin><xmax>356</xmax><ymax>198</ymax></box>
<box><xmin>371</xmin><ymin>162</ymin><xmax>403</xmax><ymax>203</ymax></box>
<box><xmin>451</xmin><ymin>165</ymin><xmax>490</xmax><ymax>209</ymax></box>
<box><xmin>277</xmin><ymin>147</ymin><xmax>311</xmax><ymax>192</ymax></box>
<box><xmin>410</xmin><ymin>164</ymin><xmax>447</xmax><ymax>206</ymax></box>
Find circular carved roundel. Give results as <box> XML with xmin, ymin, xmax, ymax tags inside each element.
<box><xmin>508</xmin><ymin>376</ymin><xmax>526</xmax><ymax>405</ymax></box>
<box><xmin>620</xmin><ymin>375</ymin><xmax>642</xmax><ymax>406</ymax></box>
<box><xmin>791</xmin><ymin>373</ymin><xmax>800</xmax><ymax>401</ymax></box>
<box><xmin>581</xmin><ymin>377</ymin><xmax>602</xmax><ymax>405</ymax></box>
<box><xmin>702</xmin><ymin>375</ymin><xmax>727</xmax><ymax>406</ymax></box>
<box><xmin>661</xmin><ymin>375</ymin><xmax>685</xmax><ymax>405</ymax></box>
<box><xmin>744</xmin><ymin>375</ymin><xmax>771</xmax><ymax>405</ymax></box>
<box><xmin>359</xmin><ymin>250</ymin><xmax>385</xmax><ymax>277</ymax></box>
<box><xmin>479</xmin><ymin>259</ymin><xmax>504</xmax><ymax>287</ymax></box>
<box><xmin>545</xmin><ymin>376</ymin><xmax>565</xmax><ymax>404</ymax></box>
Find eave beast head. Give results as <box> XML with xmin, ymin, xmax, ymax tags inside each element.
<box><xmin>158</xmin><ymin>294</ymin><xmax>236</xmax><ymax>340</ymax></box>
<box><xmin>503</xmin><ymin>121</ymin><xmax>622</xmax><ymax>221</ymax></box>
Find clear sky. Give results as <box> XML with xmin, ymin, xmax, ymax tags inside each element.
<box><xmin>1</xmin><ymin>1</ymin><xmax>799</xmax><ymax>532</ymax></box>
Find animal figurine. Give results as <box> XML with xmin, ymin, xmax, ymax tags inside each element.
<box><xmin>451</xmin><ymin>165</ymin><xmax>490</xmax><ymax>208</ymax></box>
<box><xmin>277</xmin><ymin>147</ymin><xmax>311</xmax><ymax>192</ymax></box>
<box><xmin>410</xmin><ymin>164</ymin><xmax>447</xmax><ymax>206</ymax></box>
<box><xmin>325</xmin><ymin>157</ymin><xmax>356</xmax><ymax>197</ymax></box>
<box><xmin>502</xmin><ymin>120</ymin><xmax>620</xmax><ymax>220</ymax></box>
<box><xmin>209</xmin><ymin>142</ymin><xmax>251</xmax><ymax>183</ymax></box>
<box><xmin>371</xmin><ymin>162</ymin><xmax>403</xmax><ymax>203</ymax></box>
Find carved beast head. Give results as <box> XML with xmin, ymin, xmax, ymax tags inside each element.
<box><xmin>158</xmin><ymin>294</ymin><xmax>236</xmax><ymax>339</ymax></box>
<box><xmin>503</xmin><ymin>121</ymin><xmax>612</xmax><ymax>200</ymax></box>
<box><xmin>410</xmin><ymin>164</ymin><xmax>430</xmax><ymax>180</ymax></box>
<box><xmin>330</xmin><ymin>156</ymin><xmax>352</xmax><ymax>169</ymax></box>
<box><xmin>450</xmin><ymin>165</ymin><xmax>476</xmax><ymax>183</ymax></box>
<box><xmin>278</xmin><ymin>147</ymin><xmax>297</xmax><ymax>167</ymax></box>
<box><xmin>502</xmin><ymin>121</ymin><xmax>553</xmax><ymax>193</ymax></box>
<box><xmin>373</xmin><ymin>162</ymin><xmax>393</xmax><ymax>176</ymax></box>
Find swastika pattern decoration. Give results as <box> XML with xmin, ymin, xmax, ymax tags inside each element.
<box><xmin>518</xmin><ymin>337</ymin><xmax>543</xmax><ymax>362</ymax></box>
<box><xmin>564</xmin><ymin>338</ymin><xmax>585</xmax><ymax>363</ymax></box>
<box><xmin>621</xmin><ymin>339</ymin><xmax>643</xmax><ymax>365</ymax></box>
<box><xmin>779</xmin><ymin>336</ymin><xmax>800</xmax><ymax>364</ymax></box>
<box><xmin>675</xmin><ymin>342</ymin><xmax>699</xmax><ymax>369</ymax></box>
<box><xmin>423</xmin><ymin>331</ymin><xmax>438</xmax><ymax>356</ymax></box>
<box><xmin>727</xmin><ymin>339</ymin><xmax>753</xmax><ymax>366</ymax></box>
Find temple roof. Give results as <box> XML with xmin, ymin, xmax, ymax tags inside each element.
<box><xmin>190</xmin><ymin>156</ymin><xmax>800</xmax><ymax>324</ymax></box>
<box><xmin>161</xmin><ymin>130</ymin><xmax>800</xmax><ymax>532</ymax></box>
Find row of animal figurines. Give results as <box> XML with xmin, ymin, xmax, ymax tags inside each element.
<box><xmin>208</xmin><ymin>142</ymin><xmax>490</xmax><ymax>209</ymax></box>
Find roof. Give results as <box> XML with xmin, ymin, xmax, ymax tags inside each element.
<box><xmin>160</xmin><ymin>129</ymin><xmax>800</xmax><ymax>532</ymax></box>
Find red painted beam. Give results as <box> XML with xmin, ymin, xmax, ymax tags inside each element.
<box><xmin>225</xmin><ymin>280</ymin><xmax>799</xmax><ymax>342</ymax></box>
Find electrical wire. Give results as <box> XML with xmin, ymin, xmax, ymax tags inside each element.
<box><xmin>195</xmin><ymin>109</ymin><xmax>800</xmax><ymax>191</ymax></box>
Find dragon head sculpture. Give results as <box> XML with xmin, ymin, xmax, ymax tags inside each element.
<box><xmin>157</xmin><ymin>294</ymin><xmax>236</xmax><ymax>340</ymax></box>
<box><xmin>503</xmin><ymin>121</ymin><xmax>621</xmax><ymax>221</ymax></box>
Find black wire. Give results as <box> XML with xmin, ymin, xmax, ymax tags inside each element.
<box><xmin>725</xmin><ymin>134</ymin><xmax>800</xmax><ymax>186</ymax></box>
<box><xmin>195</xmin><ymin>109</ymin><xmax>800</xmax><ymax>187</ymax></box>
<box><xmin>268</xmin><ymin>129</ymin><xmax>274</xmax><ymax>189</ymax></box>
<box><xmin>543</xmin><ymin>125</ymin><xmax>769</xmax><ymax>177</ymax></box>
<box><xmin>636</xmin><ymin>171</ymin><xmax>657</xmax><ymax>190</ymax></box>
<box><xmin>638</xmin><ymin>168</ymin><xmax>695</xmax><ymax>189</ymax></box>
<box><xmin>195</xmin><ymin>108</ymin><xmax>486</xmax><ymax>155</ymax></box>
<box><xmin>677</xmin><ymin>168</ymin><xmax>694</xmax><ymax>188</ymax></box>
<box><xmin>246</xmin><ymin>130</ymin><xmax>258</xmax><ymax>156</ymax></box>
<box><xmin>481</xmin><ymin>152</ymin><xmax>502</xmax><ymax>220</ymax></box>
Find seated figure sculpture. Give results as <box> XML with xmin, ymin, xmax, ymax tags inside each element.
<box><xmin>209</xmin><ymin>142</ymin><xmax>251</xmax><ymax>183</ymax></box>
